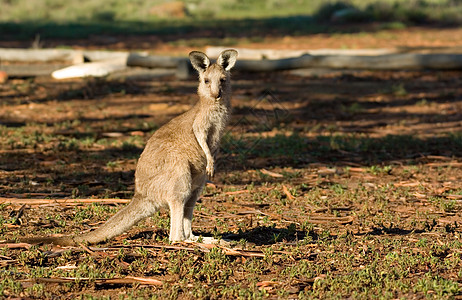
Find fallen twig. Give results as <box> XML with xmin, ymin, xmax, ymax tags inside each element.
<box><xmin>348</xmin><ymin>167</ymin><xmax>366</xmax><ymax>173</ymax></box>
<box><xmin>394</xmin><ymin>181</ymin><xmax>421</xmax><ymax>187</ymax></box>
<box><xmin>3</xmin><ymin>224</ymin><xmax>20</xmax><ymax>228</ymax></box>
<box><xmin>257</xmin><ymin>280</ymin><xmax>281</xmax><ymax>291</ymax></box>
<box><xmin>0</xmin><ymin>255</ymin><xmax>16</xmax><ymax>267</ymax></box>
<box><xmin>0</xmin><ymin>259</ymin><xmax>17</xmax><ymax>267</ymax></box>
<box><xmin>0</xmin><ymin>198</ymin><xmax>130</xmax><ymax>206</ymax></box>
<box><xmin>314</xmin><ymin>207</ymin><xmax>353</xmax><ymax>213</ymax></box>
<box><xmin>309</xmin><ymin>216</ymin><xmax>355</xmax><ymax>225</ymax></box>
<box><xmin>413</xmin><ymin>192</ymin><xmax>427</xmax><ymax>199</ymax></box>
<box><xmin>21</xmin><ymin>276</ymin><xmax>162</xmax><ymax>286</ymax></box>
<box><xmin>260</xmin><ymin>169</ymin><xmax>284</xmax><ymax>178</ymax></box>
<box><xmin>198</xmin><ymin>243</ymin><xmax>265</xmax><ymax>257</ymax></box>
<box><xmin>0</xmin><ymin>243</ymin><xmax>32</xmax><ymax>249</ymax></box>
<box><xmin>224</xmin><ymin>190</ymin><xmax>248</xmax><ymax>195</ymax></box>
<box><xmin>426</xmin><ymin>162</ymin><xmax>462</xmax><ymax>168</ymax></box>
<box><xmin>54</xmin><ymin>264</ymin><xmax>77</xmax><ymax>270</ymax></box>
<box><xmin>282</xmin><ymin>185</ymin><xmax>295</xmax><ymax>201</ymax></box>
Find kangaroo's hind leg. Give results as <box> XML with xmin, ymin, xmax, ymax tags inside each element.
<box><xmin>168</xmin><ymin>198</ymin><xmax>186</xmax><ymax>242</ymax></box>
<box><xmin>183</xmin><ymin>179</ymin><xmax>225</xmax><ymax>244</ymax></box>
<box><xmin>167</xmin><ymin>171</ymin><xmax>194</xmax><ymax>242</ymax></box>
<box><xmin>183</xmin><ymin>180</ymin><xmax>206</xmax><ymax>241</ymax></box>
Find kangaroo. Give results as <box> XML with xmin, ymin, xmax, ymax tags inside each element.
<box><xmin>21</xmin><ymin>49</ymin><xmax>238</xmax><ymax>246</ymax></box>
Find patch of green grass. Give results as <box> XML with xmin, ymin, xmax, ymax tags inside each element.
<box><xmin>429</xmin><ymin>196</ymin><xmax>457</xmax><ymax>213</ymax></box>
<box><xmin>2</xmin><ymin>0</ymin><xmax>462</xmax><ymax>40</ymax></box>
<box><xmin>367</xmin><ymin>165</ymin><xmax>392</xmax><ymax>175</ymax></box>
<box><xmin>414</xmin><ymin>273</ymin><xmax>460</xmax><ymax>297</ymax></box>
<box><xmin>73</xmin><ymin>203</ymin><xmax>117</xmax><ymax>222</ymax></box>
<box><xmin>391</xmin><ymin>83</ymin><xmax>408</xmax><ymax>96</ymax></box>
<box><xmin>340</xmin><ymin>102</ymin><xmax>365</xmax><ymax>115</ymax></box>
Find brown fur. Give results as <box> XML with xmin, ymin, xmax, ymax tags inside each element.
<box><xmin>21</xmin><ymin>49</ymin><xmax>238</xmax><ymax>246</ymax></box>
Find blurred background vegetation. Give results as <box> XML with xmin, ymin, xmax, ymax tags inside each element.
<box><xmin>1</xmin><ymin>0</ymin><xmax>462</xmax><ymax>39</ymax></box>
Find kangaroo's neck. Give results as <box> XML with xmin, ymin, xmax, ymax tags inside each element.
<box><xmin>194</xmin><ymin>94</ymin><xmax>230</xmax><ymax>152</ymax></box>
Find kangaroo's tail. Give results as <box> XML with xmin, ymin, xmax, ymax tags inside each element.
<box><xmin>21</xmin><ymin>194</ymin><xmax>156</xmax><ymax>246</ymax></box>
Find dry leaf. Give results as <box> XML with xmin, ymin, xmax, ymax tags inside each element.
<box><xmin>261</xmin><ymin>169</ymin><xmax>284</xmax><ymax>178</ymax></box>
<box><xmin>257</xmin><ymin>281</ymin><xmax>280</xmax><ymax>287</ymax></box>
<box><xmin>282</xmin><ymin>185</ymin><xmax>295</xmax><ymax>200</ymax></box>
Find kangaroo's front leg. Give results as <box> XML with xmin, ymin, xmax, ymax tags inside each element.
<box><xmin>193</xmin><ymin>122</ymin><xmax>214</xmax><ymax>177</ymax></box>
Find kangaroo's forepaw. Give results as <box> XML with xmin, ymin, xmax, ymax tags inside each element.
<box><xmin>206</xmin><ymin>163</ymin><xmax>214</xmax><ymax>177</ymax></box>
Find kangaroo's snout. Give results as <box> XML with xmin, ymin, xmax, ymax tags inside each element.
<box><xmin>210</xmin><ymin>81</ymin><xmax>223</xmax><ymax>100</ymax></box>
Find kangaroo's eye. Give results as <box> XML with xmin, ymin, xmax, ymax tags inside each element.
<box><xmin>204</xmin><ymin>78</ymin><xmax>210</xmax><ymax>84</ymax></box>
<box><xmin>220</xmin><ymin>78</ymin><xmax>226</xmax><ymax>83</ymax></box>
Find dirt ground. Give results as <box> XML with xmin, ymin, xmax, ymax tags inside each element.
<box><xmin>1</xmin><ymin>27</ymin><xmax>462</xmax><ymax>299</ymax></box>
<box><xmin>3</xmin><ymin>26</ymin><xmax>462</xmax><ymax>53</ymax></box>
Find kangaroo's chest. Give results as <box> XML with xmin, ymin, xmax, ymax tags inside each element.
<box><xmin>206</xmin><ymin>106</ymin><xmax>229</xmax><ymax>151</ymax></box>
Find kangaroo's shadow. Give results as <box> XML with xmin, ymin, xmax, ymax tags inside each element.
<box><xmin>220</xmin><ymin>226</ymin><xmax>311</xmax><ymax>246</ymax></box>
<box><xmin>125</xmin><ymin>226</ymin><xmax>313</xmax><ymax>247</ymax></box>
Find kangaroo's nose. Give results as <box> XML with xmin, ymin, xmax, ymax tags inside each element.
<box><xmin>216</xmin><ymin>89</ymin><xmax>222</xmax><ymax>99</ymax></box>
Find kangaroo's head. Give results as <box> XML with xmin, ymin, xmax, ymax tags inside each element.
<box><xmin>189</xmin><ymin>49</ymin><xmax>238</xmax><ymax>102</ymax></box>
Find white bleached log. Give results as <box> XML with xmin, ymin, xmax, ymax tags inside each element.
<box><xmin>0</xmin><ymin>48</ymin><xmax>84</xmax><ymax>64</ymax></box>
<box><xmin>0</xmin><ymin>48</ymin><xmax>130</xmax><ymax>63</ymax></box>
<box><xmin>51</xmin><ymin>57</ymin><xmax>127</xmax><ymax>79</ymax></box>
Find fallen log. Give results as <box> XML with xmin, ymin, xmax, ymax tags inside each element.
<box><xmin>206</xmin><ymin>46</ymin><xmax>462</xmax><ymax>59</ymax></box>
<box><xmin>107</xmin><ymin>68</ymin><xmax>176</xmax><ymax>81</ymax></box>
<box><xmin>206</xmin><ymin>46</ymin><xmax>398</xmax><ymax>60</ymax></box>
<box><xmin>0</xmin><ymin>48</ymin><xmax>84</xmax><ymax>64</ymax></box>
<box><xmin>234</xmin><ymin>53</ymin><xmax>462</xmax><ymax>71</ymax></box>
<box><xmin>4</xmin><ymin>48</ymin><xmax>462</xmax><ymax>79</ymax></box>
<box><xmin>126</xmin><ymin>53</ymin><xmax>191</xmax><ymax>79</ymax></box>
<box><xmin>0</xmin><ymin>64</ymin><xmax>68</xmax><ymax>77</ymax></box>
<box><xmin>0</xmin><ymin>48</ymin><xmax>131</xmax><ymax>77</ymax></box>
<box><xmin>82</xmin><ymin>50</ymin><xmax>131</xmax><ymax>62</ymax></box>
<box><xmin>51</xmin><ymin>57</ymin><xmax>127</xmax><ymax>79</ymax></box>
<box><xmin>126</xmin><ymin>51</ymin><xmax>462</xmax><ymax>76</ymax></box>
<box><xmin>0</xmin><ymin>48</ymin><xmax>130</xmax><ymax>63</ymax></box>
<box><xmin>126</xmin><ymin>53</ymin><xmax>185</xmax><ymax>68</ymax></box>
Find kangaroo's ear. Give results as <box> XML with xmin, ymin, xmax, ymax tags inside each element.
<box><xmin>189</xmin><ymin>51</ymin><xmax>210</xmax><ymax>73</ymax></box>
<box><xmin>217</xmin><ymin>49</ymin><xmax>238</xmax><ymax>71</ymax></box>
